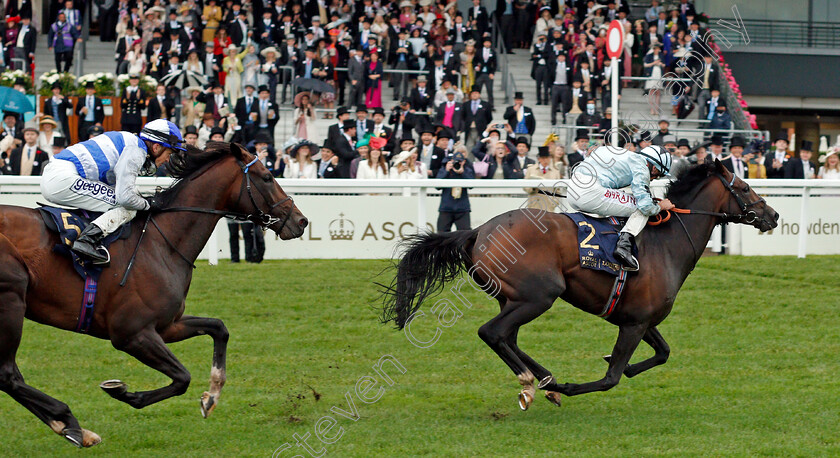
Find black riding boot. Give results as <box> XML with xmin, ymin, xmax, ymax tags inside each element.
<box><xmin>614</xmin><ymin>232</ymin><xmax>639</xmax><ymax>271</ymax></box>
<box><xmin>71</xmin><ymin>225</ymin><xmax>111</xmax><ymax>266</ymax></box>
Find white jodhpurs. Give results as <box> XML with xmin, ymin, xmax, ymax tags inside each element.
<box><xmin>41</xmin><ymin>160</ymin><xmax>136</xmax><ymax>237</ymax></box>
<box><xmin>567</xmin><ymin>178</ymin><xmax>651</xmax><ymax>237</ymax></box>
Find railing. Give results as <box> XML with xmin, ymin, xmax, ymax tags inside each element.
<box><xmin>709</xmin><ymin>18</ymin><xmax>840</xmax><ymax>49</ymax></box>
<box><xmin>3</xmin><ymin>177</ymin><xmax>838</xmax><ymax>260</ymax></box>
<box><xmin>550</xmin><ymin>123</ymin><xmax>770</xmax><ymax>152</ymax></box>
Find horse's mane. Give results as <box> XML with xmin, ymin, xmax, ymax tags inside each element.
<box><xmin>665</xmin><ymin>162</ymin><xmax>717</xmax><ymax>208</ymax></box>
<box><xmin>156</xmin><ymin>141</ymin><xmax>236</xmax><ymax>206</ymax></box>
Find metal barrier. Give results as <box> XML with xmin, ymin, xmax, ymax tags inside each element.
<box><xmin>709</xmin><ymin>18</ymin><xmax>840</xmax><ymax>49</ymax></box>
<box><xmin>550</xmin><ymin>123</ymin><xmax>770</xmax><ymax>151</ymax></box>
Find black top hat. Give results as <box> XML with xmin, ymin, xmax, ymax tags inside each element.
<box><xmin>775</xmin><ymin>131</ymin><xmax>788</xmax><ymax>142</ymax></box>
<box><xmin>336</xmin><ymin>106</ymin><xmax>349</xmax><ymax>116</ymax></box>
<box><xmin>537</xmin><ymin>146</ymin><xmax>550</xmax><ymax>157</ymax></box>
<box><xmin>210</xmin><ymin>127</ymin><xmax>225</xmax><ymax>136</ymax></box>
<box><xmin>514</xmin><ymin>91</ymin><xmax>523</xmax><ymax>99</ymax></box>
<box><xmin>372</xmin><ymin>107</ymin><xmax>385</xmax><ymax>116</ymax></box>
<box><xmin>13</xmin><ymin>77</ymin><xmax>25</xmax><ymax>86</ymax></box>
<box><xmin>638</xmin><ymin>130</ymin><xmax>652</xmax><ymax>142</ymax></box>
<box><xmin>51</xmin><ymin>81</ymin><xmax>61</xmax><ymax>89</ymax></box>
<box><xmin>418</xmin><ymin>125</ymin><xmax>436</xmax><ymax>135</ymax></box>
<box><xmin>52</xmin><ymin>136</ymin><xmax>67</xmax><ymax>148</ymax></box>
<box><xmin>254</xmin><ymin>131</ymin><xmax>274</xmax><ymax>145</ymax></box>
<box><xmin>470</xmin><ymin>85</ymin><xmax>481</xmax><ymax>93</ymax></box>
<box><xmin>729</xmin><ymin>136</ymin><xmax>746</xmax><ymax>148</ymax></box>
<box><xmin>356</xmin><ymin>104</ymin><xmax>368</xmax><ymax>112</ymax></box>
<box><xmin>572</xmin><ymin>75</ymin><xmax>583</xmax><ymax>83</ymax></box>
<box><xmin>711</xmin><ymin>135</ymin><xmax>724</xmax><ymax>146</ymax></box>
<box><xmin>212</xmin><ymin>79</ymin><xmax>223</xmax><ymax>88</ymax></box>
<box><xmin>575</xmin><ymin>129</ymin><xmax>589</xmax><ymax>141</ymax></box>
<box><xmin>85</xmin><ymin>81</ymin><xmax>95</xmax><ymax>89</ymax></box>
<box><xmin>184</xmin><ymin>125</ymin><xmax>198</xmax><ymax>136</ymax></box>
<box><xmin>515</xmin><ymin>136</ymin><xmax>530</xmax><ymax>147</ymax></box>
<box><xmin>437</xmin><ymin>128</ymin><xmax>454</xmax><ymax>140</ymax></box>
<box><xmin>257</xmin><ymin>84</ymin><xmax>269</xmax><ymax>93</ymax></box>
<box><xmin>677</xmin><ymin>138</ymin><xmax>690</xmax><ymax>148</ymax></box>
<box><xmin>400</xmin><ymin>132</ymin><xmax>416</xmax><ymax>143</ymax></box>
<box><xmin>801</xmin><ymin>140</ymin><xmax>813</xmax><ymax>151</ymax></box>
<box><xmin>343</xmin><ymin>119</ymin><xmax>357</xmax><ymax>130</ymax></box>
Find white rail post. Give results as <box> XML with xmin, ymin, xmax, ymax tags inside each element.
<box><xmin>611</xmin><ymin>57</ymin><xmax>618</xmax><ymax>146</ymax></box>
<box><xmin>711</xmin><ymin>225</ymin><xmax>722</xmax><ymax>253</ymax></box>
<box><xmin>797</xmin><ymin>186</ymin><xmax>810</xmax><ymax>259</ymax></box>
<box><xmin>208</xmin><ymin>225</ymin><xmax>219</xmax><ymax>266</ymax></box>
<box><xmin>417</xmin><ymin>186</ymin><xmax>427</xmax><ymax>234</ymax></box>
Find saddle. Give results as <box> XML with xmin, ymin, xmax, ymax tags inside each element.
<box><xmin>38</xmin><ymin>204</ymin><xmax>132</xmax><ymax>279</ymax></box>
<box><xmin>562</xmin><ymin>213</ymin><xmax>637</xmax><ymax>277</ymax></box>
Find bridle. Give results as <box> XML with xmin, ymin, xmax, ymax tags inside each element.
<box><xmin>120</xmin><ymin>156</ymin><xmax>294</xmax><ymax>285</ymax></box>
<box><xmin>649</xmin><ymin>172</ymin><xmax>766</xmax><ymax>257</ymax></box>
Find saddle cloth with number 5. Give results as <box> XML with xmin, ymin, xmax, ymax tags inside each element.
<box><xmin>563</xmin><ymin>213</ymin><xmax>637</xmax><ymax>276</ymax></box>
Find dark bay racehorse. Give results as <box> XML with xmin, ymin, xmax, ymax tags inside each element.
<box><xmin>382</xmin><ymin>161</ymin><xmax>778</xmax><ymax>410</ymax></box>
<box><xmin>0</xmin><ymin>142</ymin><xmax>307</xmax><ymax>447</ymax></box>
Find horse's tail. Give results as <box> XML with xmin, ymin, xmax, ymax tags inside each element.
<box><xmin>380</xmin><ymin>229</ymin><xmax>478</xmax><ymax>329</ymax></box>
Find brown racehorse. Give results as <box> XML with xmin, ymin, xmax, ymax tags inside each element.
<box><xmin>382</xmin><ymin>161</ymin><xmax>779</xmax><ymax>410</ymax></box>
<box><xmin>0</xmin><ymin>142</ymin><xmax>307</xmax><ymax>447</ymax></box>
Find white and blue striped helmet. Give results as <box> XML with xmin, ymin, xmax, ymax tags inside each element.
<box><xmin>140</xmin><ymin>119</ymin><xmax>186</xmax><ymax>152</ymax></box>
<box><xmin>639</xmin><ymin>145</ymin><xmax>672</xmax><ymax>176</ymax></box>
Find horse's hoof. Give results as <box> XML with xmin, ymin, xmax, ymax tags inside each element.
<box><xmin>61</xmin><ymin>428</ymin><xmax>84</xmax><ymax>448</ymax></box>
<box><xmin>200</xmin><ymin>391</ymin><xmax>217</xmax><ymax>418</ymax></box>
<box><xmin>100</xmin><ymin>379</ymin><xmax>128</xmax><ymax>398</ymax></box>
<box><xmin>544</xmin><ymin>391</ymin><xmax>562</xmax><ymax>407</ymax></box>
<box><xmin>517</xmin><ymin>390</ymin><xmax>534</xmax><ymax>411</ymax></box>
<box><xmin>82</xmin><ymin>429</ymin><xmax>102</xmax><ymax>447</ymax></box>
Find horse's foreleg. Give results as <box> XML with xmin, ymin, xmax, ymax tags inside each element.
<box><xmin>103</xmin><ymin>328</ymin><xmax>191</xmax><ymax>409</ymax></box>
<box><xmin>478</xmin><ymin>300</ymin><xmax>553</xmax><ymax>411</ymax></box>
<box><xmin>543</xmin><ymin>323</ymin><xmax>646</xmax><ymax>397</ymax></box>
<box><xmin>159</xmin><ymin>316</ymin><xmax>229</xmax><ymax>418</ymax></box>
<box><xmin>604</xmin><ymin>326</ymin><xmax>670</xmax><ymax>378</ymax></box>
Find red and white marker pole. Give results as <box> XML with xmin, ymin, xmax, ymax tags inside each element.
<box><xmin>606</xmin><ymin>20</ymin><xmax>624</xmax><ymax>148</ymax></box>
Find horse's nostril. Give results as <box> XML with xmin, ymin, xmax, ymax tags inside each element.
<box><xmin>774</xmin><ymin>212</ymin><xmax>780</xmax><ymax>221</ymax></box>
<box><xmin>298</xmin><ymin>217</ymin><xmax>308</xmax><ymax>227</ymax></box>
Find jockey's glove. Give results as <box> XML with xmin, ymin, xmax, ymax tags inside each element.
<box><xmin>145</xmin><ymin>196</ymin><xmax>164</xmax><ymax>212</ymax></box>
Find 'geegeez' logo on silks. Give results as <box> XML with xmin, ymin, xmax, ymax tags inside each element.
<box><xmin>71</xmin><ymin>179</ymin><xmax>117</xmax><ymax>205</ymax></box>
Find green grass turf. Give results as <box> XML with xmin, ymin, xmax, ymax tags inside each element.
<box><xmin>2</xmin><ymin>256</ymin><xmax>839</xmax><ymax>457</ymax></box>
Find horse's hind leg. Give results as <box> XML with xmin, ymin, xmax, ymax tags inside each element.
<box><xmin>102</xmin><ymin>328</ymin><xmax>191</xmax><ymax>409</ymax></box>
<box><xmin>0</xmin><ymin>261</ymin><xmax>100</xmax><ymax>447</ymax></box>
<box><xmin>542</xmin><ymin>323</ymin><xmax>647</xmax><ymax>397</ymax></box>
<box><xmin>603</xmin><ymin>326</ymin><xmax>670</xmax><ymax>378</ymax></box>
<box><xmin>478</xmin><ymin>299</ymin><xmax>554</xmax><ymax>411</ymax></box>
<box><xmin>159</xmin><ymin>316</ymin><xmax>229</xmax><ymax>418</ymax></box>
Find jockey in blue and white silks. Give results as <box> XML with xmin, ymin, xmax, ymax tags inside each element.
<box><xmin>566</xmin><ymin>145</ymin><xmax>674</xmax><ymax>271</ymax></box>
<box><xmin>41</xmin><ymin>119</ymin><xmax>186</xmax><ymax>265</ymax></box>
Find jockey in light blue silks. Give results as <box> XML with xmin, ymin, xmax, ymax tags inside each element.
<box><xmin>566</xmin><ymin>145</ymin><xmax>675</xmax><ymax>271</ymax></box>
<box><xmin>40</xmin><ymin>119</ymin><xmax>186</xmax><ymax>265</ymax></box>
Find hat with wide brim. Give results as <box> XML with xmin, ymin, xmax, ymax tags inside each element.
<box><xmin>184</xmin><ymin>85</ymin><xmax>203</xmax><ymax>95</ymax></box>
<box><xmin>39</xmin><ymin>116</ymin><xmax>58</xmax><ymax>128</ymax></box>
<box><xmin>821</xmin><ymin>148</ymin><xmax>839</xmax><ymax>163</ymax></box>
<box><xmin>146</xmin><ymin>6</ymin><xmax>166</xmax><ymax>16</ymax></box>
<box><xmin>226</xmin><ymin>44</ymin><xmax>240</xmax><ymax>53</ymax></box>
<box><xmin>294</xmin><ymin>91</ymin><xmax>311</xmax><ymax>108</ymax></box>
<box><xmin>290</xmin><ymin>140</ymin><xmax>320</xmax><ymax>158</ymax></box>
<box><xmin>391</xmin><ymin>148</ymin><xmax>417</xmax><ymax>165</ymax></box>
<box><xmin>260</xmin><ymin>46</ymin><xmax>279</xmax><ymax>57</ymax></box>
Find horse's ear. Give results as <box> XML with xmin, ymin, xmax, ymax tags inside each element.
<box><xmin>230</xmin><ymin>142</ymin><xmax>244</xmax><ymax>161</ymax></box>
<box><xmin>714</xmin><ymin>158</ymin><xmax>727</xmax><ymax>175</ymax></box>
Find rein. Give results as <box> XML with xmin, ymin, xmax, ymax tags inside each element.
<box><xmin>646</xmin><ymin>173</ymin><xmax>765</xmax><ymax>257</ymax></box>
<box><xmin>120</xmin><ymin>156</ymin><xmax>295</xmax><ymax>285</ymax></box>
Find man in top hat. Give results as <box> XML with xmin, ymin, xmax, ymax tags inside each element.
<box><xmin>318</xmin><ymin>142</ymin><xmax>342</xmax><ymax>179</ymax></box>
<box><xmin>354</xmin><ymin>105</ymin><xmax>373</xmax><ymax>140</ymax></box>
<box><xmin>410</xmin><ymin>75</ymin><xmax>432</xmax><ymax>112</ymax></box>
<box><xmin>184</xmin><ymin>125</ymin><xmax>199</xmax><ymax>147</ymax></box>
<box><xmin>370</xmin><ymin>107</ymin><xmax>392</xmax><ymax>145</ymax></box>
<box><xmin>330</xmin><ymin>119</ymin><xmax>358</xmax><ymax>178</ymax></box>
<box><xmin>462</xmin><ymin>86</ymin><xmax>493</xmax><ymax>150</ymax></box>
<box><xmin>228</xmin><ymin>8</ymin><xmax>251</xmax><ymax>48</ymax></box>
<box><xmin>721</xmin><ymin>135</ymin><xmax>751</xmax><ymax>179</ymax></box>
<box><xmin>257</xmin><ymin>9</ymin><xmax>279</xmax><ymax>46</ymax></box>
<box><xmin>14</xmin><ymin>14</ymin><xmax>37</xmax><ymax>72</ymax></box>
<box><xmin>503</xmin><ymin>91</ymin><xmax>535</xmax><ymax>145</ymax></box>
<box><xmin>147</xmin><ymin>83</ymin><xmax>175</xmax><ymax>122</ymax></box>
<box><xmin>389</xmin><ymin>28</ymin><xmax>414</xmax><ymax>102</ymax></box>
<box><xmin>784</xmin><ymin>140</ymin><xmax>818</xmax><ymax>179</ymax></box>
<box><xmin>531</xmin><ymin>31</ymin><xmax>551</xmax><ymax>105</ymax></box>
<box><xmin>764</xmin><ymin>131</ymin><xmax>790</xmax><ymax>179</ymax></box>
<box><xmin>255</xmin><ymin>85</ymin><xmax>279</xmax><ymax>141</ymax></box>
<box><xmin>565</xmin><ymin>76</ymin><xmax>588</xmax><ymax>121</ymax></box>
<box><xmin>203</xmin><ymin>79</ymin><xmax>229</xmax><ymax>124</ymax></box>
<box><xmin>524</xmin><ymin>146</ymin><xmax>562</xmax><ymax>210</ymax></box>
<box><xmin>51</xmin><ymin>135</ymin><xmax>67</xmax><ymax>159</ymax></box>
<box><xmin>87</xmin><ymin>125</ymin><xmax>105</xmax><ymax>140</ymax></box>
<box><xmin>327</xmin><ymin>106</ymin><xmax>351</xmax><ymax>150</ymax></box>
<box><xmin>120</xmin><ymin>73</ymin><xmax>147</xmax><ymax>135</ymax></box>
<box><xmin>474</xmin><ymin>36</ymin><xmax>497</xmax><ymax>106</ymax></box>
<box><xmin>468</xmin><ymin>0</ymin><xmax>490</xmax><ymax>38</ymax></box>
<box><xmin>43</xmin><ymin>81</ymin><xmax>73</xmax><ymax>139</ymax></box>
<box><xmin>295</xmin><ymin>46</ymin><xmax>322</xmax><ymax>80</ymax></box>
<box><xmin>436</xmin><ymin>89</ymin><xmax>464</xmax><ymax>134</ymax></box>
<box><xmin>346</xmin><ymin>47</ymin><xmax>366</xmax><ymax>108</ymax></box>
<box><xmin>7</xmin><ymin>127</ymin><xmax>49</xmax><ymax>176</ymax></box>
<box><xmin>75</xmin><ymin>81</ymin><xmax>106</xmax><ymax>142</ymax></box>
<box><xmin>548</xmin><ymin>50</ymin><xmax>572</xmax><ymax>125</ymax></box>
<box><xmin>707</xmin><ymin>134</ymin><xmax>725</xmax><ymax>163</ymax></box>
<box><xmin>567</xmin><ymin>130</ymin><xmax>589</xmax><ymax>168</ymax></box>
<box><xmin>235</xmin><ymin>83</ymin><xmax>261</xmax><ymax>143</ymax></box>
<box><xmin>505</xmin><ymin>136</ymin><xmax>535</xmax><ymax>179</ymax></box>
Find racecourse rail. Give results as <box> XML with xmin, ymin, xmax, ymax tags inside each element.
<box><xmin>1</xmin><ymin>177</ymin><xmax>838</xmax><ymax>261</ymax></box>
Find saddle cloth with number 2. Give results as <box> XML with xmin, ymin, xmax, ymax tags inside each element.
<box><xmin>563</xmin><ymin>213</ymin><xmax>637</xmax><ymax>277</ymax></box>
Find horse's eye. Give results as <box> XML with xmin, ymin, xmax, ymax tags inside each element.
<box><xmin>743</xmin><ymin>185</ymin><xmax>750</xmax><ymax>193</ymax></box>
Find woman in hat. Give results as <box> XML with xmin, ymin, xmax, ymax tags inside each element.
<box><xmin>260</xmin><ymin>47</ymin><xmax>280</xmax><ymax>103</ymax></box>
<box><xmin>429</xmin><ymin>17</ymin><xmax>447</xmax><ymax>49</ymax></box>
<box><xmin>365</xmin><ymin>51</ymin><xmax>384</xmax><ymax>109</ymax></box>
<box><xmin>222</xmin><ymin>44</ymin><xmax>248</xmax><ymax>104</ymax></box>
<box><xmin>241</xmin><ymin>43</ymin><xmax>261</xmax><ymax>92</ymax></box>
<box><xmin>126</xmin><ymin>40</ymin><xmax>146</xmax><ymax>75</ymax></box>
<box><xmin>293</xmin><ymin>92</ymin><xmax>316</xmax><ymax>140</ymax></box>
<box><xmin>818</xmin><ymin>147</ymin><xmax>840</xmax><ymax>180</ymax></box>
<box><xmin>390</xmin><ymin>147</ymin><xmax>426</xmax><ymax>179</ymax></box>
<box><xmin>460</xmin><ymin>39</ymin><xmax>476</xmax><ymax>94</ymax></box>
<box><xmin>4</xmin><ymin>16</ymin><xmax>20</xmax><ymax>64</ymax></box>
<box><xmin>356</xmin><ymin>142</ymin><xmax>389</xmax><ymax>179</ymax></box>
<box><xmin>283</xmin><ymin>140</ymin><xmax>318</xmax><ymax>179</ymax></box>
<box><xmin>418</xmin><ymin>3</ymin><xmax>435</xmax><ymax>31</ymax></box>
<box><xmin>201</xmin><ymin>0</ymin><xmax>223</xmax><ymax>43</ymax></box>
<box><xmin>37</xmin><ymin>116</ymin><xmax>62</xmax><ymax>159</ymax></box>
<box><xmin>181</xmin><ymin>86</ymin><xmax>205</xmax><ymax>128</ymax></box>
<box><xmin>184</xmin><ymin>49</ymin><xmax>203</xmax><ymax>73</ymax></box>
